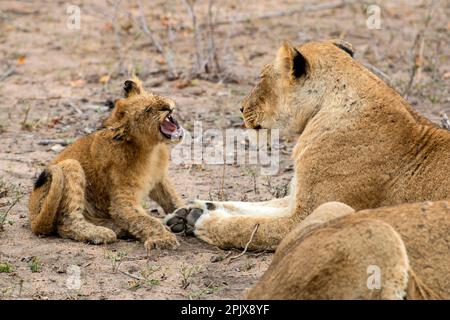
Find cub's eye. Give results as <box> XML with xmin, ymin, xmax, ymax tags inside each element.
<box><xmin>144</xmin><ymin>105</ymin><xmax>152</xmax><ymax>112</ymax></box>
<box><xmin>160</xmin><ymin>106</ymin><xmax>172</xmax><ymax>113</ymax></box>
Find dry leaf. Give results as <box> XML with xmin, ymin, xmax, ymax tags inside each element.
<box><xmin>414</xmin><ymin>56</ymin><xmax>424</xmax><ymax>67</ymax></box>
<box><xmin>121</xmin><ymin>21</ymin><xmax>133</xmax><ymax>33</ymax></box>
<box><xmin>175</xmin><ymin>79</ymin><xmax>192</xmax><ymax>89</ymax></box>
<box><xmin>156</xmin><ymin>57</ymin><xmax>166</xmax><ymax>65</ymax></box>
<box><xmin>102</xmin><ymin>22</ymin><xmax>113</xmax><ymax>31</ymax></box>
<box><xmin>17</xmin><ymin>55</ymin><xmax>26</xmax><ymax>65</ymax></box>
<box><xmin>70</xmin><ymin>79</ymin><xmax>86</xmax><ymax>88</ymax></box>
<box><xmin>99</xmin><ymin>75</ymin><xmax>110</xmax><ymax>84</ymax></box>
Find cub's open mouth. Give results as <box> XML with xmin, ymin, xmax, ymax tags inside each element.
<box><xmin>160</xmin><ymin>114</ymin><xmax>183</xmax><ymax>140</ymax></box>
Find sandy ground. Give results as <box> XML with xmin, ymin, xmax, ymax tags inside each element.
<box><xmin>0</xmin><ymin>0</ymin><xmax>448</xmax><ymax>299</ymax></box>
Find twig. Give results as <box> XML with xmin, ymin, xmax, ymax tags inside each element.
<box><xmin>228</xmin><ymin>223</ymin><xmax>260</xmax><ymax>263</ymax></box>
<box><xmin>206</xmin><ymin>0</ymin><xmax>221</xmax><ymax>75</ymax></box>
<box><xmin>20</xmin><ymin>96</ymin><xmax>67</xmax><ymax>101</ymax></box>
<box><xmin>182</xmin><ymin>0</ymin><xmax>203</xmax><ymax>74</ymax></box>
<box><xmin>112</xmin><ymin>0</ymin><xmax>125</xmax><ymax>75</ymax></box>
<box><xmin>441</xmin><ymin>112</ymin><xmax>450</xmax><ymax>131</ymax></box>
<box><xmin>404</xmin><ymin>0</ymin><xmax>439</xmax><ymax>98</ymax></box>
<box><xmin>136</xmin><ymin>0</ymin><xmax>164</xmax><ymax>54</ymax></box>
<box><xmin>0</xmin><ymin>194</ymin><xmax>24</xmax><ymax>231</ymax></box>
<box><xmin>215</xmin><ymin>0</ymin><xmax>352</xmax><ymax>25</ymax></box>
<box><xmin>218</xmin><ymin>11</ymin><xmax>237</xmax><ymax>83</ymax></box>
<box><xmin>119</xmin><ymin>270</ymin><xmax>144</xmax><ymax>281</ymax></box>
<box><xmin>363</xmin><ymin>63</ymin><xmax>392</xmax><ymax>83</ymax></box>
<box><xmin>253</xmin><ymin>249</ymin><xmax>269</xmax><ymax>258</ymax></box>
<box><xmin>65</xmin><ymin>102</ymin><xmax>83</xmax><ymax>115</ymax></box>
<box><xmin>219</xmin><ymin>162</ymin><xmax>226</xmax><ymax>201</ymax></box>
<box><xmin>164</xmin><ymin>11</ymin><xmax>178</xmax><ymax>80</ymax></box>
<box><xmin>153</xmin><ymin>0</ymin><xmax>354</xmax><ymax>32</ymax></box>
<box><xmin>38</xmin><ymin>139</ymin><xmax>70</xmax><ymax>146</ymax></box>
<box><xmin>20</xmin><ymin>105</ymin><xmax>31</xmax><ymax>129</ymax></box>
<box><xmin>363</xmin><ymin>62</ymin><xmax>399</xmax><ymax>91</ymax></box>
<box><xmin>0</xmin><ymin>66</ymin><xmax>16</xmax><ymax>82</ymax></box>
<box><xmin>136</xmin><ymin>0</ymin><xmax>177</xmax><ymax>79</ymax></box>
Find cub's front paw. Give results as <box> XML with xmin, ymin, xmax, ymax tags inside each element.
<box><xmin>164</xmin><ymin>206</ymin><xmax>206</xmax><ymax>236</ymax></box>
<box><xmin>144</xmin><ymin>232</ymin><xmax>179</xmax><ymax>251</ymax></box>
<box><xmin>89</xmin><ymin>227</ymin><xmax>117</xmax><ymax>244</ymax></box>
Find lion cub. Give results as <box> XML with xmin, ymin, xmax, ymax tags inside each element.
<box><xmin>28</xmin><ymin>78</ymin><xmax>184</xmax><ymax>251</ymax></box>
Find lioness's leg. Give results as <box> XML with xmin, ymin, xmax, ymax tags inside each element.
<box><xmin>183</xmin><ymin>196</ymin><xmax>292</xmax><ymax>216</ymax></box>
<box><xmin>246</xmin><ymin>218</ymin><xmax>410</xmax><ymax>300</ymax></box>
<box><xmin>56</xmin><ymin>160</ymin><xmax>117</xmax><ymax>244</ymax></box>
<box><xmin>165</xmin><ymin>188</ymin><xmax>294</xmax><ymax>249</ymax></box>
<box><xmin>177</xmin><ymin>178</ymin><xmax>294</xmax><ymax>217</ymax></box>
<box><xmin>110</xmin><ymin>190</ymin><xmax>179</xmax><ymax>251</ymax></box>
<box><xmin>149</xmin><ymin>177</ymin><xmax>184</xmax><ymax>213</ymax></box>
<box><xmin>164</xmin><ymin>175</ymin><xmax>296</xmax><ymax>249</ymax></box>
<box><xmin>166</xmin><ymin>201</ymin><xmax>295</xmax><ymax>250</ymax></box>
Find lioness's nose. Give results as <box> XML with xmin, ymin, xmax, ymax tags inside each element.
<box><xmin>240</xmin><ymin>107</ymin><xmax>244</xmax><ymax>113</ymax></box>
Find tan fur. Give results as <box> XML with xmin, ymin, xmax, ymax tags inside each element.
<box><xmin>247</xmin><ymin>201</ymin><xmax>450</xmax><ymax>300</ymax></box>
<box><xmin>166</xmin><ymin>39</ymin><xmax>450</xmax><ymax>252</ymax></box>
<box><xmin>29</xmin><ymin>78</ymin><xmax>184</xmax><ymax>251</ymax></box>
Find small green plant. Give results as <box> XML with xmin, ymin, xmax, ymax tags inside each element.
<box><xmin>0</xmin><ymin>181</ymin><xmax>24</xmax><ymax>232</ymax></box>
<box><xmin>0</xmin><ymin>262</ymin><xmax>12</xmax><ymax>273</ymax></box>
<box><xmin>0</xmin><ymin>212</ymin><xmax>7</xmax><ymax>231</ymax></box>
<box><xmin>243</xmin><ymin>167</ymin><xmax>258</xmax><ymax>194</ymax></box>
<box><xmin>262</xmin><ymin>176</ymin><xmax>289</xmax><ymax>198</ymax></box>
<box><xmin>187</xmin><ymin>288</ymin><xmax>210</xmax><ymax>300</ymax></box>
<box><xmin>141</xmin><ymin>264</ymin><xmax>162</xmax><ymax>287</ymax></box>
<box><xmin>243</xmin><ymin>261</ymin><xmax>255</xmax><ymax>271</ymax></box>
<box><xmin>428</xmin><ymin>95</ymin><xmax>440</xmax><ymax>104</ymax></box>
<box><xmin>187</xmin><ymin>285</ymin><xmax>223</xmax><ymax>300</ymax></box>
<box><xmin>28</xmin><ymin>257</ymin><xmax>41</xmax><ymax>273</ymax></box>
<box><xmin>127</xmin><ymin>264</ymin><xmax>162</xmax><ymax>291</ymax></box>
<box><xmin>147</xmin><ymin>279</ymin><xmax>160</xmax><ymax>286</ymax></box>
<box><xmin>179</xmin><ymin>264</ymin><xmax>202</xmax><ymax>289</ymax></box>
<box><xmin>105</xmin><ymin>250</ymin><xmax>127</xmax><ymax>273</ymax></box>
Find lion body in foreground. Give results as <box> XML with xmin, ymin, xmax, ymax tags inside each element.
<box><xmin>29</xmin><ymin>78</ymin><xmax>184</xmax><ymax>251</ymax></box>
<box><xmin>166</xmin><ymin>39</ymin><xmax>450</xmax><ymax>251</ymax></box>
<box><xmin>247</xmin><ymin>201</ymin><xmax>450</xmax><ymax>299</ymax></box>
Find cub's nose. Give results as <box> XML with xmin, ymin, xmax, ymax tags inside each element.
<box><xmin>240</xmin><ymin>106</ymin><xmax>244</xmax><ymax>113</ymax></box>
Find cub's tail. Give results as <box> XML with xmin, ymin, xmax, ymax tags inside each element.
<box><xmin>28</xmin><ymin>166</ymin><xmax>64</xmax><ymax>234</ymax></box>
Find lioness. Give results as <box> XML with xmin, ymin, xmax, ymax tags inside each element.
<box><xmin>166</xmin><ymin>39</ymin><xmax>450</xmax><ymax>250</ymax></box>
<box><xmin>29</xmin><ymin>78</ymin><xmax>184</xmax><ymax>250</ymax></box>
<box><xmin>247</xmin><ymin>201</ymin><xmax>450</xmax><ymax>299</ymax></box>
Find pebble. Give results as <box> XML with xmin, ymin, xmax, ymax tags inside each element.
<box><xmin>50</xmin><ymin>144</ymin><xmax>64</xmax><ymax>153</ymax></box>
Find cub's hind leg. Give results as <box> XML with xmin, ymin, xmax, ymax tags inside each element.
<box><xmin>55</xmin><ymin>159</ymin><xmax>116</xmax><ymax>244</ymax></box>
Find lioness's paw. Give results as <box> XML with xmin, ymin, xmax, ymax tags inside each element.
<box><xmin>88</xmin><ymin>227</ymin><xmax>117</xmax><ymax>244</ymax></box>
<box><xmin>144</xmin><ymin>232</ymin><xmax>179</xmax><ymax>251</ymax></box>
<box><xmin>165</xmin><ymin>206</ymin><xmax>206</xmax><ymax>236</ymax></box>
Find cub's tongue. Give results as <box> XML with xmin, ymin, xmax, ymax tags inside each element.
<box><xmin>161</xmin><ymin>117</ymin><xmax>178</xmax><ymax>135</ymax></box>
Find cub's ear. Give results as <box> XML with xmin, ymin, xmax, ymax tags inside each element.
<box><xmin>275</xmin><ymin>41</ymin><xmax>308</xmax><ymax>83</ymax></box>
<box><xmin>103</xmin><ymin>99</ymin><xmax>127</xmax><ymax>127</ymax></box>
<box><xmin>123</xmin><ymin>77</ymin><xmax>144</xmax><ymax>98</ymax></box>
<box><xmin>330</xmin><ymin>39</ymin><xmax>354</xmax><ymax>57</ymax></box>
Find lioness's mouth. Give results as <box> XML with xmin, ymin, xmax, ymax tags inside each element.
<box><xmin>160</xmin><ymin>114</ymin><xmax>183</xmax><ymax>141</ymax></box>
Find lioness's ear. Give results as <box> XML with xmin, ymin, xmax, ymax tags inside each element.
<box><xmin>330</xmin><ymin>39</ymin><xmax>354</xmax><ymax>57</ymax></box>
<box><xmin>275</xmin><ymin>41</ymin><xmax>307</xmax><ymax>82</ymax></box>
<box><xmin>123</xmin><ymin>77</ymin><xmax>143</xmax><ymax>98</ymax></box>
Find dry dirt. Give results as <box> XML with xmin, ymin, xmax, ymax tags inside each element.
<box><xmin>0</xmin><ymin>0</ymin><xmax>448</xmax><ymax>300</ymax></box>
